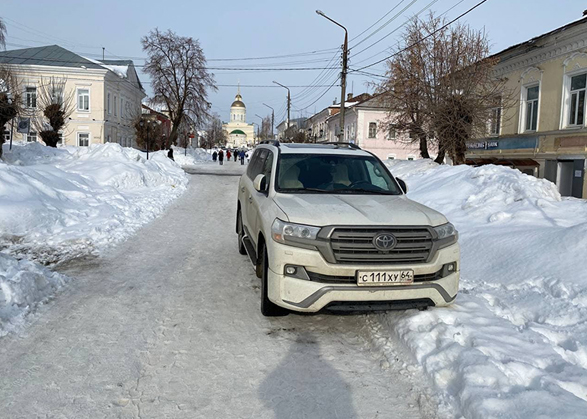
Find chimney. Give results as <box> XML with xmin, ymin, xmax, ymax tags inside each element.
<box><xmin>333</xmin><ymin>98</ymin><xmax>337</xmax><ymax>105</ymax></box>
<box><xmin>347</xmin><ymin>93</ymin><xmax>353</xmax><ymax>101</ymax></box>
<box><xmin>584</xmin><ymin>9</ymin><xmax>587</xmax><ymax>16</ymax></box>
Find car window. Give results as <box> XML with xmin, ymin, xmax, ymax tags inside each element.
<box><xmin>247</xmin><ymin>149</ymin><xmax>268</xmax><ymax>180</ymax></box>
<box><xmin>276</xmin><ymin>153</ymin><xmax>401</xmax><ymax>195</ymax></box>
<box><xmin>262</xmin><ymin>151</ymin><xmax>274</xmax><ymax>187</ymax></box>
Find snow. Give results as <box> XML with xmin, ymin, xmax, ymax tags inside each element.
<box><xmin>379</xmin><ymin>159</ymin><xmax>587</xmax><ymax>418</ymax></box>
<box><xmin>0</xmin><ymin>142</ymin><xmax>188</xmax><ymax>335</ymax></box>
<box><xmin>170</xmin><ymin>146</ymin><xmax>213</xmax><ymax>167</ymax></box>
<box><xmin>82</xmin><ymin>56</ymin><xmax>129</xmax><ymax>78</ymax></box>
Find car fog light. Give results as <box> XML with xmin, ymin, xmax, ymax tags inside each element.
<box><xmin>285</xmin><ymin>266</ymin><xmax>297</xmax><ymax>275</ymax></box>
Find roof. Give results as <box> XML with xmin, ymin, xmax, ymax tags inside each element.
<box><xmin>260</xmin><ymin>142</ymin><xmax>368</xmax><ymax>156</ymax></box>
<box><xmin>231</xmin><ymin>100</ymin><xmax>246</xmax><ymax>108</ymax></box>
<box><xmin>491</xmin><ymin>16</ymin><xmax>587</xmax><ymax>61</ymax></box>
<box><xmin>0</xmin><ymin>45</ymin><xmax>105</xmax><ymax>69</ymax></box>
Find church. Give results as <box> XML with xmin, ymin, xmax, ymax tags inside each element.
<box><xmin>222</xmin><ymin>88</ymin><xmax>256</xmax><ymax>148</ymax></box>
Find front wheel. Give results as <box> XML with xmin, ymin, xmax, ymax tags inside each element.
<box><xmin>237</xmin><ymin>209</ymin><xmax>247</xmax><ymax>255</ymax></box>
<box><xmin>259</xmin><ymin>244</ymin><xmax>289</xmax><ymax>317</ymax></box>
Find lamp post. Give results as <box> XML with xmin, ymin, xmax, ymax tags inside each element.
<box><xmin>139</xmin><ymin>118</ymin><xmax>161</xmax><ymax>160</ymax></box>
<box><xmin>262</xmin><ymin>103</ymin><xmax>275</xmax><ymax>138</ymax></box>
<box><xmin>255</xmin><ymin>114</ymin><xmax>265</xmax><ymax>140</ymax></box>
<box><xmin>252</xmin><ymin>122</ymin><xmax>260</xmax><ymax>143</ymax></box>
<box><xmin>316</xmin><ymin>10</ymin><xmax>348</xmax><ymax>141</ymax></box>
<box><xmin>273</xmin><ymin>81</ymin><xmax>290</xmax><ymax>138</ymax></box>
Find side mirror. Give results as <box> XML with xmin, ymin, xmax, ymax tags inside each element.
<box><xmin>254</xmin><ymin>174</ymin><xmax>268</xmax><ymax>193</ymax></box>
<box><xmin>396</xmin><ymin>178</ymin><xmax>408</xmax><ymax>193</ymax></box>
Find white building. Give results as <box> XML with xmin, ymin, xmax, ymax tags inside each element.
<box><xmin>0</xmin><ymin>45</ymin><xmax>145</xmax><ymax>147</ymax></box>
<box><xmin>222</xmin><ymin>88</ymin><xmax>255</xmax><ymax>147</ymax></box>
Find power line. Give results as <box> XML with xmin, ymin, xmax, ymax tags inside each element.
<box><xmin>354</xmin><ymin>0</ymin><xmax>490</xmax><ymax>71</ymax></box>
<box><xmin>296</xmin><ymin>76</ymin><xmax>341</xmax><ymax>112</ymax></box>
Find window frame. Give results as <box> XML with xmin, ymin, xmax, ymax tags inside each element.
<box><xmin>387</xmin><ymin>125</ymin><xmax>397</xmax><ymax>140</ymax></box>
<box><xmin>26</xmin><ymin>131</ymin><xmax>37</xmax><ymax>142</ymax></box>
<box><xmin>368</xmin><ymin>122</ymin><xmax>377</xmax><ymax>139</ymax></box>
<box><xmin>107</xmin><ymin>92</ymin><xmax>111</xmax><ymax>115</ymax></box>
<box><xmin>25</xmin><ymin>86</ymin><xmax>37</xmax><ymax>109</ymax></box>
<box><xmin>77</xmin><ymin>88</ymin><xmax>90</xmax><ymax>112</ymax></box>
<box><xmin>568</xmin><ymin>72</ymin><xmax>586</xmax><ymax>127</ymax></box>
<box><xmin>77</xmin><ymin>132</ymin><xmax>90</xmax><ymax>147</ymax></box>
<box><xmin>489</xmin><ymin>106</ymin><xmax>502</xmax><ymax>136</ymax></box>
<box><xmin>520</xmin><ymin>82</ymin><xmax>540</xmax><ymax>133</ymax></box>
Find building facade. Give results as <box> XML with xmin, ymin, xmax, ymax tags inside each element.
<box><xmin>466</xmin><ymin>15</ymin><xmax>587</xmax><ymax>198</ymax></box>
<box><xmin>317</xmin><ymin>94</ymin><xmax>423</xmax><ymax>161</ymax></box>
<box><xmin>0</xmin><ymin>45</ymin><xmax>145</xmax><ymax>148</ymax></box>
<box><xmin>222</xmin><ymin>89</ymin><xmax>255</xmax><ymax>147</ymax></box>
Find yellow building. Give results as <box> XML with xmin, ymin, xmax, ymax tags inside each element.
<box><xmin>0</xmin><ymin>45</ymin><xmax>145</xmax><ymax>148</ymax></box>
<box><xmin>222</xmin><ymin>88</ymin><xmax>255</xmax><ymax>147</ymax></box>
<box><xmin>467</xmin><ymin>15</ymin><xmax>587</xmax><ymax>198</ymax></box>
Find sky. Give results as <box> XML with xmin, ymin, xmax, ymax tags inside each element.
<box><xmin>1</xmin><ymin>0</ymin><xmax>584</xmax><ymax>127</ymax></box>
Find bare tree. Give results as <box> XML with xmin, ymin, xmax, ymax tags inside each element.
<box><xmin>0</xmin><ymin>66</ymin><xmax>22</xmax><ymax>159</ymax></box>
<box><xmin>133</xmin><ymin>115</ymin><xmax>163</xmax><ymax>151</ymax></box>
<box><xmin>0</xmin><ymin>18</ymin><xmax>6</xmax><ymax>50</ymax></box>
<box><xmin>142</xmin><ymin>29</ymin><xmax>216</xmax><ymax>145</ymax></box>
<box><xmin>202</xmin><ymin>113</ymin><xmax>226</xmax><ymax>149</ymax></box>
<box><xmin>34</xmin><ymin>77</ymin><xmax>74</xmax><ymax>147</ymax></box>
<box><xmin>378</xmin><ymin>13</ymin><xmax>511</xmax><ymax>164</ymax></box>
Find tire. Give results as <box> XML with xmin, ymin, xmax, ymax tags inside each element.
<box><xmin>237</xmin><ymin>209</ymin><xmax>247</xmax><ymax>255</ymax></box>
<box><xmin>259</xmin><ymin>244</ymin><xmax>289</xmax><ymax>317</ymax></box>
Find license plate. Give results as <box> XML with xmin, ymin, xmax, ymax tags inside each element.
<box><xmin>356</xmin><ymin>270</ymin><xmax>414</xmax><ymax>286</ymax></box>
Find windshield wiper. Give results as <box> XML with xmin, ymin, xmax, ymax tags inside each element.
<box><xmin>334</xmin><ymin>188</ymin><xmax>396</xmax><ymax>195</ymax></box>
<box><xmin>278</xmin><ymin>187</ymin><xmax>330</xmax><ymax>193</ymax></box>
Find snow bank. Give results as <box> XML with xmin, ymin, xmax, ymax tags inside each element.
<box><xmin>0</xmin><ymin>252</ymin><xmax>69</xmax><ymax>337</ymax></box>
<box><xmin>169</xmin><ymin>146</ymin><xmax>212</xmax><ymax>167</ymax></box>
<box><xmin>0</xmin><ymin>142</ymin><xmax>188</xmax><ymax>335</ymax></box>
<box><xmin>378</xmin><ymin>160</ymin><xmax>587</xmax><ymax>418</ymax></box>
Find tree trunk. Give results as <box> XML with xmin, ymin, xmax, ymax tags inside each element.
<box><xmin>434</xmin><ymin>148</ymin><xmax>446</xmax><ymax>164</ymax></box>
<box><xmin>418</xmin><ymin>134</ymin><xmax>430</xmax><ymax>159</ymax></box>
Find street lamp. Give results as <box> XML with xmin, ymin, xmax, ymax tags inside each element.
<box><xmin>273</xmin><ymin>81</ymin><xmax>290</xmax><ymax>137</ymax></box>
<box><xmin>316</xmin><ymin>10</ymin><xmax>348</xmax><ymax>141</ymax></box>
<box><xmin>139</xmin><ymin>118</ymin><xmax>161</xmax><ymax>160</ymax></box>
<box><xmin>255</xmin><ymin>114</ymin><xmax>265</xmax><ymax>140</ymax></box>
<box><xmin>252</xmin><ymin>121</ymin><xmax>260</xmax><ymax>144</ymax></box>
<box><xmin>263</xmin><ymin>103</ymin><xmax>275</xmax><ymax>138</ymax></box>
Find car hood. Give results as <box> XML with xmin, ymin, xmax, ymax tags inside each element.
<box><xmin>273</xmin><ymin>193</ymin><xmax>447</xmax><ymax>227</ymax></box>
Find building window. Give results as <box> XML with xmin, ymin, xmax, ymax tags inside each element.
<box><xmin>387</xmin><ymin>125</ymin><xmax>397</xmax><ymax>140</ymax></box>
<box><xmin>490</xmin><ymin>107</ymin><xmax>501</xmax><ymax>135</ymax></box>
<box><xmin>113</xmin><ymin>95</ymin><xmax>117</xmax><ymax>116</ymax></box>
<box><xmin>569</xmin><ymin>73</ymin><xmax>586</xmax><ymax>126</ymax></box>
<box><xmin>78</xmin><ymin>132</ymin><xmax>89</xmax><ymax>147</ymax></box>
<box><xmin>26</xmin><ymin>131</ymin><xmax>37</xmax><ymax>142</ymax></box>
<box><xmin>57</xmin><ymin>132</ymin><xmax>63</xmax><ymax>145</ymax></box>
<box><xmin>387</xmin><ymin>154</ymin><xmax>396</xmax><ymax>160</ymax></box>
<box><xmin>3</xmin><ymin>130</ymin><xmax>10</xmax><ymax>141</ymax></box>
<box><xmin>121</xmin><ymin>98</ymin><xmax>124</xmax><ymax>118</ymax></box>
<box><xmin>368</xmin><ymin>122</ymin><xmax>377</xmax><ymax>138</ymax></box>
<box><xmin>25</xmin><ymin>87</ymin><xmax>37</xmax><ymax>108</ymax></box>
<box><xmin>77</xmin><ymin>89</ymin><xmax>90</xmax><ymax>111</ymax></box>
<box><xmin>407</xmin><ymin>155</ymin><xmax>415</xmax><ymax>161</ymax></box>
<box><xmin>107</xmin><ymin>93</ymin><xmax>111</xmax><ymax>114</ymax></box>
<box><xmin>524</xmin><ymin>85</ymin><xmax>539</xmax><ymax>131</ymax></box>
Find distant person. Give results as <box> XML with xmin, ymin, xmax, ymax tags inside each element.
<box><xmin>239</xmin><ymin>150</ymin><xmax>245</xmax><ymax>165</ymax></box>
<box><xmin>212</xmin><ymin>150</ymin><xmax>218</xmax><ymax>161</ymax></box>
<box><xmin>234</xmin><ymin>151</ymin><xmax>238</xmax><ymax>162</ymax></box>
<box><xmin>218</xmin><ymin>149</ymin><xmax>224</xmax><ymax>165</ymax></box>
<box><xmin>227</xmin><ymin>150</ymin><xmax>232</xmax><ymax>161</ymax></box>
<box><xmin>167</xmin><ymin>147</ymin><xmax>174</xmax><ymax>161</ymax></box>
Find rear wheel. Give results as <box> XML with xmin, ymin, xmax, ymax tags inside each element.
<box><xmin>259</xmin><ymin>244</ymin><xmax>289</xmax><ymax>317</ymax></box>
<box><xmin>237</xmin><ymin>209</ymin><xmax>246</xmax><ymax>255</ymax></box>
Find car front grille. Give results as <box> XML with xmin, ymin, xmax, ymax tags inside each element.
<box><xmin>329</xmin><ymin>227</ymin><xmax>434</xmax><ymax>264</ymax></box>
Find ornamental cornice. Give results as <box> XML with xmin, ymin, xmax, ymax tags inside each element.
<box><xmin>494</xmin><ymin>30</ymin><xmax>587</xmax><ymax>77</ymax></box>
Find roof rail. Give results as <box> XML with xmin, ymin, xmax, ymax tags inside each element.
<box><xmin>259</xmin><ymin>140</ymin><xmax>280</xmax><ymax>147</ymax></box>
<box><xmin>323</xmin><ymin>142</ymin><xmax>361</xmax><ymax>150</ymax></box>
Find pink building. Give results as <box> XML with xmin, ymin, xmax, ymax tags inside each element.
<box><xmin>320</xmin><ymin>94</ymin><xmax>425</xmax><ymax>161</ymax></box>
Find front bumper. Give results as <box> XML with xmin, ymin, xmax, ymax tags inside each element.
<box><xmin>266</xmin><ymin>240</ymin><xmax>460</xmax><ymax>312</ymax></box>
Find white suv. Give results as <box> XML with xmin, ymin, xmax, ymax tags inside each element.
<box><xmin>236</xmin><ymin>142</ymin><xmax>460</xmax><ymax>316</ymax></box>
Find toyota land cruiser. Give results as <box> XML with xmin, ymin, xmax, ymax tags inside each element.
<box><xmin>236</xmin><ymin>141</ymin><xmax>459</xmax><ymax>316</ymax></box>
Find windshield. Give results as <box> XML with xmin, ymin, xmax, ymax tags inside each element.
<box><xmin>275</xmin><ymin>153</ymin><xmax>402</xmax><ymax>195</ymax></box>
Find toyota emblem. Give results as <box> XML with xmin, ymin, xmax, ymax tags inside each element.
<box><xmin>373</xmin><ymin>233</ymin><xmax>396</xmax><ymax>251</ymax></box>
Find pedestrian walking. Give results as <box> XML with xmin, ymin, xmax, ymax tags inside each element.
<box><xmin>239</xmin><ymin>150</ymin><xmax>245</xmax><ymax>165</ymax></box>
<box><xmin>167</xmin><ymin>147</ymin><xmax>174</xmax><ymax>161</ymax></box>
<box><xmin>218</xmin><ymin>149</ymin><xmax>224</xmax><ymax>165</ymax></box>
<box><xmin>234</xmin><ymin>151</ymin><xmax>238</xmax><ymax>162</ymax></box>
<box><xmin>212</xmin><ymin>150</ymin><xmax>217</xmax><ymax>161</ymax></box>
<box><xmin>227</xmin><ymin>150</ymin><xmax>232</xmax><ymax>161</ymax></box>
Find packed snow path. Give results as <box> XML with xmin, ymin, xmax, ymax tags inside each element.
<box><xmin>0</xmin><ymin>166</ymin><xmax>437</xmax><ymax>418</ymax></box>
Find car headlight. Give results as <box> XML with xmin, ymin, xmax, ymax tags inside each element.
<box><xmin>271</xmin><ymin>218</ymin><xmax>321</xmax><ymax>244</ymax></box>
<box><xmin>434</xmin><ymin>222</ymin><xmax>457</xmax><ymax>240</ymax></box>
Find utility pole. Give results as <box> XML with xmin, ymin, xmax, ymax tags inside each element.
<box><xmin>316</xmin><ymin>10</ymin><xmax>348</xmax><ymax>141</ymax></box>
<box><xmin>273</xmin><ymin>81</ymin><xmax>290</xmax><ymax>140</ymax></box>
<box><xmin>263</xmin><ymin>103</ymin><xmax>275</xmax><ymax>139</ymax></box>
<box><xmin>102</xmin><ymin>47</ymin><xmax>105</xmax><ymax>61</ymax></box>
<box><xmin>255</xmin><ymin>114</ymin><xmax>264</xmax><ymax>140</ymax></box>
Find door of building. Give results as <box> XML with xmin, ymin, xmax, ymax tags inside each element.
<box><xmin>557</xmin><ymin>161</ymin><xmax>574</xmax><ymax>196</ymax></box>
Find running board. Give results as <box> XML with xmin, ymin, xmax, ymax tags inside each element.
<box><xmin>242</xmin><ymin>236</ymin><xmax>257</xmax><ymax>267</ymax></box>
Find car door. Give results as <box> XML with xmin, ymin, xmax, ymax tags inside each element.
<box><xmin>243</xmin><ymin>149</ymin><xmax>267</xmax><ymax>246</ymax></box>
<box><xmin>249</xmin><ymin>150</ymin><xmax>274</xmax><ymax>238</ymax></box>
